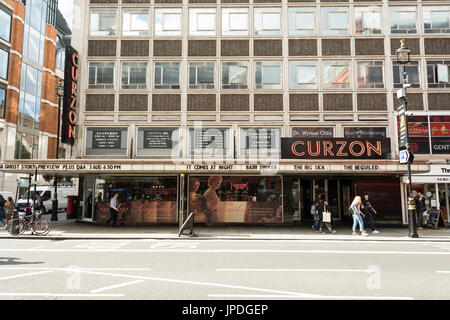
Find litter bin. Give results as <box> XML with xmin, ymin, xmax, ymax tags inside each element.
<box><xmin>67</xmin><ymin>195</ymin><xmax>79</xmax><ymax>219</ymax></box>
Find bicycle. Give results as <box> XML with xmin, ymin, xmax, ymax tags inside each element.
<box><xmin>7</xmin><ymin>206</ymin><xmax>51</xmax><ymax>236</ymax></box>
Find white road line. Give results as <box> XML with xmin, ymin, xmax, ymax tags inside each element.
<box><xmin>0</xmin><ymin>268</ymin><xmax>151</xmax><ymax>271</ymax></box>
<box><xmin>90</xmin><ymin>280</ymin><xmax>144</xmax><ymax>293</ymax></box>
<box><xmin>0</xmin><ymin>248</ymin><xmax>448</xmax><ymax>255</ymax></box>
<box><xmin>0</xmin><ymin>293</ymin><xmax>124</xmax><ymax>297</ymax></box>
<box><xmin>217</xmin><ymin>268</ymin><xmax>372</xmax><ymax>273</ymax></box>
<box><xmin>435</xmin><ymin>271</ymin><xmax>450</xmax><ymax>274</ymax></box>
<box><xmin>208</xmin><ymin>294</ymin><xmax>413</xmax><ymax>300</ymax></box>
<box><xmin>0</xmin><ymin>270</ymin><xmax>53</xmax><ymax>281</ymax></box>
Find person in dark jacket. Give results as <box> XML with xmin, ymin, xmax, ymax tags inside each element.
<box><xmin>361</xmin><ymin>193</ymin><xmax>379</xmax><ymax>234</ymax></box>
<box><xmin>318</xmin><ymin>200</ymin><xmax>336</xmax><ymax>234</ymax></box>
<box><xmin>415</xmin><ymin>192</ymin><xmax>426</xmax><ymax>230</ymax></box>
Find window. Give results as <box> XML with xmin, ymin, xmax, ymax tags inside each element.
<box><xmin>344</xmin><ymin>127</ymin><xmax>387</xmax><ymax>138</ymax></box>
<box><xmin>255</xmin><ymin>61</ymin><xmax>282</xmax><ymax>90</ymax></box>
<box><xmin>154</xmin><ymin>62</ymin><xmax>180</xmax><ymax>90</ymax></box>
<box><xmin>0</xmin><ymin>87</ymin><xmax>6</xmax><ymax>119</ymax></box>
<box><xmin>427</xmin><ymin>61</ymin><xmax>450</xmax><ymax>88</ymax></box>
<box><xmin>55</xmin><ymin>36</ymin><xmax>65</xmax><ymax>70</ymax></box>
<box><xmin>321</xmin><ymin>7</ymin><xmax>348</xmax><ymax>35</ymax></box>
<box><xmin>424</xmin><ymin>6</ymin><xmax>450</xmax><ymax>34</ymax></box>
<box><xmin>155</xmin><ymin>8</ymin><xmax>182</xmax><ymax>36</ymax></box>
<box><xmin>254</xmin><ymin>8</ymin><xmax>281</xmax><ymax>36</ymax></box>
<box><xmin>90</xmin><ymin>8</ymin><xmax>117</xmax><ymax>36</ymax></box>
<box><xmin>289</xmin><ymin>7</ymin><xmax>315</xmax><ymax>36</ymax></box>
<box><xmin>189</xmin><ymin>62</ymin><xmax>215</xmax><ymax>90</ymax></box>
<box><xmin>430</xmin><ymin>116</ymin><xmax>450</xmax><ymax>155</ymax></box>
<box><xmin>189</xmin><ymin>8</ymin><xmax>216</xmax><ymax>36</ymax></box>
<box><xmin>122</xmin><ymin>8</ymin><xmax>149</xmax><ymax>36</ymax></box>
<box><xmin>18</xmin><ymin>63</ymin><xmax>42</xmax><ymax>130</ymax></box>
<box><xmin>0</xmin><ymin>48</ymin><xmax>8</xmax><ymax>80</ymax></box>
<box><xmin>355</xmin><ymin>6</ymin><xmax>382</xmax><ymax>35</ymax></box>
<box><xmin>189</xmin><ymin>127</ymin><xmax>232</xmax><ymax>158</ymax></box>
<box><xmin>222</xmin><ymin>8</ymin><xmax>248</xmax><ymax>36</ymax></box>
<box><xmin>222</xmin><ymin>62</ymin><xmax>248</xmax><ymax>90</ymax></box>
<box><xmin>357</xmin><ymin>61</ymin><xmax>384</xmax><ymax>89</ymax></box>
<box><xmin>85</xmin><ymin>127</ymin><xmax>129</xmax><ymax>156</ymax></box>
<box><xmin>15</xmin><ymin>132</ymin><xmax>38</xmax><ymax>159</ymax></box>
<box><xmin>136</xmin><ymin>127</ymin><xmax>180</xmax><ymax>157</ymax></box>
<box><xmin>289</xmin><ymin>61</ymin><xmax>317</xmax><ymax>89</ymax></box>
<box><xmin>121</xmin><ymin>62</ymin><xmax>148</xmax><ymax>90</ymax></box>
<box><xmin>323</xmin><ymin>61</ymin><xmax>351</xmax><ymax>89</ymax></box>
<box><xmin>88</xmin><ymin>61</ymin><xmax>115</xmax><ymax>89</ymax></box>
<box><xmin>393</xmin><ymin>61</ymin><xmax>420</xmax><ymax>88</ymax></box>
<box><xmin>0</xmin><ymin>8</ymin><xmax>11</xmax><ymax>42</ymax></box>
<box><xmin>239</xmin><ymin>127</ymin><xmax>281</xmax><ymax>158</ymax></box>
<box><xmin>390</xmin><ymin>6</ymin><xmax>417</xmax><ymax>34</ymax></box>
<box><xmin>22</xmin><ymin>0</ymin><xmax>46</xmax><ymax>65</ymax></box>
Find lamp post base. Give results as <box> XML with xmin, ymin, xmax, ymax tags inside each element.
<box><xmin>408</xmin><ymin>209</ymin><xmax>419</xmax><ymax>238</ymax></box>
<box><xmin>51</xmin><ymin>200</ymin><xmax>58</xmax><ymax>221</ymax></box>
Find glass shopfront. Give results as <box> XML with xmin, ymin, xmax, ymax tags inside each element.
<box><xmin>84</xmin><ymin>176</ymin><xmax>178</xmax><ymax>224</ymax></box>
<box><xmin>188</xmin><ymin>175</ymin><xmax>282</xmax><ymax>223</ymax></box>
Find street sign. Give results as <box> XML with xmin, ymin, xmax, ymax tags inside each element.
<box><xmin>400</xmin><ymin>149</ymin><xmax>414</xmax><ymax>164</ymax></box>
<box><xmin>398</xmin><ymin>103</ymin><xmax>408</xmax><ymax>150</ymax></box>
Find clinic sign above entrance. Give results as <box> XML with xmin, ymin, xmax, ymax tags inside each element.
<box><xmin>281</xmin><ymin>138</ymin><xmax>391</xmax><ymax>160</ymax></box>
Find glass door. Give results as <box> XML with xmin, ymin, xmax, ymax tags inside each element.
<box><xmin>438</xmin><ymin>184</ymin><xmax>448</xmax><ymax>222</ymax></box>
<box><xmin>83</xmin><ymin>177</ymin><xmax>94</xmax><ymax>221</ymax></box>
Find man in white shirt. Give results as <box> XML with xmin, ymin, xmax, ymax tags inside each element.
<box><xmin>106</xmin><ymin>192</ymin><xmax>119</xmax><ymax>227</ymax></box>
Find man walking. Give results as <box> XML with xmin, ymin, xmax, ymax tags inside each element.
<box><xmin>107</xmin><ymin>192</ymin><xmax>119</xmax><ymax>227</ymax></box>
<box><xmin>361</xmin><ymin>193</ymin><xmax>379</xmax><ymax>234</ymax></box>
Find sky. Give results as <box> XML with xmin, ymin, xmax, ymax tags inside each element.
<box><xmin>58</xmin><ymin>0</ymin><xmax>73</xmax><ymax>29</ymax></box>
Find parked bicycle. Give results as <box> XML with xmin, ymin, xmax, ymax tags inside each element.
<box><xmin>7</xmin><ymin>205</ymin><xmax>51</xmax><ymax>236</ymax></box>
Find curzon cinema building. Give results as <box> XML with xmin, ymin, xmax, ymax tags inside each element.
<box><xmin>1</xmin><ymin>0</ymin><xmax>449</xmax><ymax>228</ymax></box>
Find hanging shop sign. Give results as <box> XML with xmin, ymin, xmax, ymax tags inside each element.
<box><xmin>281</xmin><ymin>138</ymin><xmax>391</xmax><ymax>160</ymax></box>
<box><xmin>61</xmin><ymin>46</ymin><xmax>79</xmax><ymax>145</ymax></box>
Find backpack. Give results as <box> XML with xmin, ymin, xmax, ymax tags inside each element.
<box><xmin>310</xmin><ymin>203</ymin><xmax>318</xmax><ymax>215</ymax></box>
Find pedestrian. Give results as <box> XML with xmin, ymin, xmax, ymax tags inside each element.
<box><xmin>311</xmin><ymin>198</ymin><xmax>321</xmax><ymax>232</ymax></box>
<box><xmin>350</xmin><ymin>196</ymin><xmax>368</xmax><ymax>236</ymax></box>
<box><xmin>361</xmin><ymin>193</ymin><xmax>379</xmax><ymax>234</ymax></box>
<box><xmin>106</xmin><ymin>192</ymin><xmax>120</xmax><ymax>227</ymax></box>
<box><xmin>0</xmin><ymin>195</ymin><xmax>6</xmax><ymax>227</ymax></box>
<box><xmin>415</xmin><ymin>192</ymin><xmax>426</xmax><ymax>230</ymax></box>
<box><xmin>318</xmin><ymin>200</ymin><xmax>336</xmax><ymax>234</ymax></box>
<box><xmin>4</xmin><ymin>197</ymin><xmax>15</xmax><ymax>227</ymax></box>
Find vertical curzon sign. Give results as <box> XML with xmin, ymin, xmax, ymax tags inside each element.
<box><xmin>61</xmin><ymin>46</ymin><xmax>79</xmax><ymax>145</ymax></box>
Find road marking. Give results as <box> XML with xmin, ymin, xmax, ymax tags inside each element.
<box><xmin>150</xmin><ymin>241</ymin><xmax>199</xmax><ymax>249</ymax></box>
<box><xmin>0</xmin><ymin>248</ymin><xmax>448</xmax><ymax>255</ymax></box>
<box><xmin>217</xmin><ymin>268</ymin><xmax>373</xmax><ymax>273</ymax></box>
<box><xmin>90</xmin><ymin>280</ymin><xmax>144</xmax><ymax>293</ymax></box>
<box><xmin>0</xmin><ymin>293</ymin><xmax>124</xmax><ymax>297</ymax></box>
<box><xmin>0</xmin><ymin>267</ymin><xmax>151</xmax><ymax>271</ymax></box>
<box><xmin>208</xmin><ymin>294</ymin><xmax>413</xmax><ymax>300</ymax></box>
<box><xmin>72</xmin><ymin>241</ymin><xmax>131</xmax><ymax>250</ymax></box>
<box><xmin>435</xmin><ymin>271</ymin><xmax>450</xmax><ymax>274</ymax></box>
<box><xmin>0</xmin><ymin>270</ymin><xmax>53</xmax><ymax>281</ymax></box>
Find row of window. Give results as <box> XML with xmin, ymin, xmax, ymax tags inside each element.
<box><xmin>88</xmin><ymin>60</ymin><xmax>450</xmax><ymax>91</ymax></box>
<box><xmin>0</xmin><ymin>5</ymin><xmax>11</xmax><ymax>43</ymax></box>
<box><xmin>90</xmin><ymin>6</ymin><xmax>450</xmax><ymax>37</ymax></box>
<box><xmin>84</xmin><ymin>126</ymin><xmax>390</xmax><ymax>157</ymax></box>
<box><xmin>0</xmin><ymin>48</ymin><xmax>8</xmax><ymax>81</ymax></box>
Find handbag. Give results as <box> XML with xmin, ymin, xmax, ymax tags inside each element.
<box><xmin>322</xmin><ymin>211</ymin><xmax>332</xmax><ymax>223</ymax></box>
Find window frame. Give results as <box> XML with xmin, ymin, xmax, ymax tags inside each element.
<box><xmin>389</xmin><ymin>6</ymin><xmax>417</xmax><ymax>34</ymax></box>
<box><xmin>255</xmin><ymin>61</ymin><xmax>282</xmax><ymax>90</ymax></box>
<box><xmin>155</xmin><ymin>8</ymin><xmax>182</xmax><ymax>36</ymax></box>
<box><xmin>254</xmin><ymin>7</ymin><xmax>282</xmax><ymax>36</ymax></box>
<box><xmin>354</xmin><ymin>6</ymin><xmax>383</xmax><ymax>35</ymax></box>
<box><xmin>0</xmin><ymin>47</ymin><xmax>9</xmax><ymax>80</ymax></box>
<box><xmin>322</xmin><ymin>60</ymin><xmax>352</xmax><ymax>89</ymax></box>
<box><xmin>321</xmin><ymin>7</ymin><xmax>349</xmax><ymax>36</ymax></box>
<box><xmin>189</xmin><ymin>8</ymin><xmax>217</xmax><ymax>36</ymax></box>
<box><xmin>426</xmin><ymin>60</ymin><xmax>450</xmax><ymax>89</ymax></box>
<box><xmin>90</xmin><ymin>8</ymin><xmax>118</xmax><ymax>36</ymax></box>
<box><xmin>87</xmin><ymin>61</ymin><xmax>116</xmax><ymax>90</ymax></box>
<box><xmin>423</xmin><ymin>6</ymin><xmax>450</xmax><ymax>34</ymax></box>
<box><xmin>289</xmin><ymin>61</ymin><xmax>318</xmax><ymax>90</ymax></box>
<box><xmin>222</xmin><ymin>8</ymin><xmax>249</xmax><ymax>36</ymax></box>
<box><xmin>121</xmin><ymin>61</ymin><xmax>148</xmax><ymax>90</ymax></box>
<box><xmin>0</xmin><ymin>6</ymin><xmax>12</xmax><ymax>42</ymax></box>
<box><xmin>189</xmin><ymin>61</ymin><xmax>216</xmax><ymax>90</ymax></box>
<box><xmin>289</xmin><ymin>7</ymin><xmax>316</xmax><ymax>36</ymax></box>
<box><xmin>357</xmin><ymin>60</ymin><xmax>385</xmax><ymax>89</ymax></box>
<box><xmin>122</xmin><ymin>8</ymin><xmax>150</xmax><ymax>37</ymax></box>
<box><xmin>221</xmin><ymin>61</ymin><xmax>249</xmax><ymax>90</ymax></box>
<box><xmin>154</xmin><ymin>61</ymin><xmax>181</xmax><ymax>90</ymax></box>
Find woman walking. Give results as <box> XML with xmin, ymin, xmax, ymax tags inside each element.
<box><xmin>350</xmin><ymin>196</ymin><xmax>368</xmax><ymax>236</ymax></box>
<box><xmin>4</xmin><ymin>197</ymin><xmax>15</xmax><ymax>227</ymax></box>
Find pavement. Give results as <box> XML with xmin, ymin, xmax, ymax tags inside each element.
<box><xmin>1</xmin><ymin>212</ymin><xmax>449</xmax><ymax>241</ymax></box>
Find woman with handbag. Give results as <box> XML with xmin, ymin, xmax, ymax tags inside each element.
<box><xmin>319</xmin><ymin>200</ymin><xmax>336</xmax><ymax>234</ymax></box>
<box><xmin>4</xmin><ymin>197</ymin><xmax>15</xmax><ymax>227</ymax></box>
<box><xmin>350</xmin><ymin>196</ymin><xmax>368</xmax><ymax>236</ymax></box>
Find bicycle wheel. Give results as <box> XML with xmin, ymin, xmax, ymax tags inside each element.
<box><xmin>6</xmin><ymin>219</ymin><xmax>22</xmax><ymax>236</ymax></box>
<box><xmin>32</xmin><ymin>219</ymin><xmax>51</xmax><ymax>236</ymax></box>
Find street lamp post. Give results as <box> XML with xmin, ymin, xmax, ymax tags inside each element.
<box><xmin>396</xmin><ymin>39</ymin><xmax>418</xmax><ymax>238</ymax></box>
<box><xmin>52</xmin><ymin>80</ymin><xmax>64</xmax><ymax>222</ymax></box>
